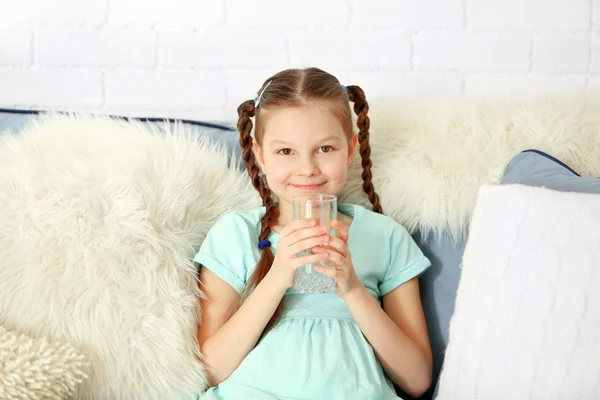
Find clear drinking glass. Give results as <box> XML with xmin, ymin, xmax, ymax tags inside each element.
<box><xmin>291</xmin><ymin>194</ymin><xmax>337</xmax><ymax>294</ymax></box>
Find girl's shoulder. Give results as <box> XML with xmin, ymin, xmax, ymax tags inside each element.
<box><xmin>344</xmin><ymin>203</ymin><xmax>412</xmax><ymax>239</ymax></box>
<box><xmin>207</xmin><ymin>206</ymin><xmax>266</xmax><ymax>240</ymax></box>
<box><xmin>195</xmin><ymin>207</ymin><xmax>266</xmax><ymax>291</ymax></box>
<box><xmin>343</xmin><ymin>203</ymin><xmax>400</xmax><ymax>227</ymax></box>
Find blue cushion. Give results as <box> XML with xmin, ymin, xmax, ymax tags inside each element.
<box><xmin>0</xmin><ymin>109</ymin><xmax>41</xmax><ymax>132</ymax></box>
<box><xmin>413</xmin><ymin>231</ymin><xmax>465</xmax><ymax>400</ymax></box>
<box><xmin>500</xmin><ymin>149</ymin><xmax>600</xmax><ymax>192</ymax></box>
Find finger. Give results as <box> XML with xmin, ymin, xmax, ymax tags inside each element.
<box><xmin>331</xmin><ymin>220</ymin><xmax>349</xmax><ymax>242</ymax></box>
<box><xmin>321</xmin><ymin>235</ymin><xmax>348</xmax><ymax>256</ymax></box>
<box><xmin>287</xmin><ymin>225</ymin><xmax>328</xmax><ymax>246</ymax></box>
<box><xmin>316</xmin><ymin>248</ymin><xmax>343</xmax><ymax>269</ymax></box>
<box><xmin>313</xmin><ymin>264</ymin><xmax>339</xmax><ymax>279</ymax></box>
<box><xmin>311</xmin><ymin>246</ymin><xmax>345</xmax><ymax>265</ymax></box>
<box><xmin>280</xmin><ymin>218</ymin><xmax>318</xmax><ymax>236</ymax></box>
<box><xmin>291</xmin><ymin>252</ymin><xmax>328</xmax><ymax>268</ymax></box>
<box><xmin>289</xmin><ymin>235</ymin><xmax>330</xmax><ymax>255</ymax></box>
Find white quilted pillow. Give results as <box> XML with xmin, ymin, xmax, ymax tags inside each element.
<box><xmin>0</xmin><ymin>325</ymin><xmax>87</xmax><ymax>400</ymax></box>
<box><xmin>437</xmin><ymin>184</ymin><xmax>600</xmax><ymax>399</ymax></box>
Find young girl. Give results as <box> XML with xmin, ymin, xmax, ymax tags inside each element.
<box><xmin>194</xmin><ymin>68</ymin><xmax>432</xmax><ymax>400</ymax></box>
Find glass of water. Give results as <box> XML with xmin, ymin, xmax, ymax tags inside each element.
<box><xmin>291</xmin><ymin>194</ymin><xmax>337</xmax><ymax>294</ymax></box>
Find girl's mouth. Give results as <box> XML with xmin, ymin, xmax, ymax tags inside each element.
<box><xmin>291</xmin><ymin>183</ymin><xmax>325</xmax><ymax>190</ymax></box>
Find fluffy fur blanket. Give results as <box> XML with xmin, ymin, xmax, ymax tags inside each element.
<box><xmin>0</xmin><ymin>115</ymin><xmax>260</xmax><ymax>399</ymax></box>
<box><xmin>341</xmin><ymin>92</ymin><xmax>600</xmax><ymax>240</ymax></box>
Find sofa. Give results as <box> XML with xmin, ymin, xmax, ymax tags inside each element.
<box><xmin>0</xmin><ymin>92</ymin><xmax>599</xmax><ymax>400</ymax></box>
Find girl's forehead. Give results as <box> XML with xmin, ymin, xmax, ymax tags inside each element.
<box><xmin>261</xmin><ymin>104</ymin><xmax>347</xmax><ymax>145</ymax></box>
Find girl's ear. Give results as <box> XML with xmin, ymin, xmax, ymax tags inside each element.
<box><xmin>253</xmin><ymin>139</ymin><xmax>266</xmax><ymax>170</ymax></box>
<box><xmin>347</xmin><ymin>133</ymin><xmax>359</xmax><ymax>167</ymax></box>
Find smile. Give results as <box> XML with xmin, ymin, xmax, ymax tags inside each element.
<box><xmin>291</xmin><ymin>183</ymin><xmax>325</xmax><ymax>189</ymax></box>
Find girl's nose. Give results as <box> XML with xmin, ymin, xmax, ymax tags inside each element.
<box><xmin>297</xmin><ymin>156</ymin><xmax>319</xmax><ymax>176</ymax></box>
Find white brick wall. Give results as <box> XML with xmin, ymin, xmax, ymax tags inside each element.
<box><xmin>0</xmin><ymin>0</ymin><xmax>107</xmax><ymax>25</ymax></box>
<box><xmin>464</xmin><ymin>73</ymin><xmax>588</xmax><ymax>95</ymax></box>
<box><xmin>104</xmin><ymin>69</ymin><xmax>226</xmax><ymax>109</ymax></box>
<box><xmin>38</xmin><ymin>27</ymin><xmax>156</xmax><ymax>67</ymax></box>
<box><xmin>288</xmin><ymin>31</ymin><xmax>412</xmax><ymax>70</ymax></box>
<box><xmin>595</xmin><ymin>0</ymin><xmax>600</xmax><ymax>32</ymax></box>
<box><xmin>592</xmin><ymin>36</ymin><xmax>600</xmax><ymax>72</ymax></box>
<box><xmin>0</xmin><ymin>68</ymin><xmax>103</xmax><ymax>108</ymax></box>
<box><xmin>0</xmin><ymin>0</ymin><xmax>598</xmax><ymax>121</ymax></box>
<box><xmin>226</xmin><ymin>0</ymin><xmax>349</xmax><ymax>29</ymax></box>
<box><xmin>0</xmin><ymin>26</ymin><xmax>32</xmax><ymax>66</ymax></box>
<box><xmin>110</xmin><ymin>0</ymin><xmax>224</xmax><ymax>27</ymax></box>
<box><xmin>352</xmin><ymin>0</ymin><xmax>464</xmax><ymax>30</ymax></box>
<box><xmin>159</xmin><ymin>29</ymin><xmax>287</xmax><ymax>68</ymax></box>
<box><xmin>532</xmin><ymin>34</ymin><xmax>590</xmax><ymax>73</ymax></box>
<box><xmin>413</xmin><ymin>33</ymin><xmax>532</xmax><ymax>71</ymax></box>
<box><xmin>467</xmin><ymin>0</ymin><xmax>590</xmax><ymax>31</ymax></box>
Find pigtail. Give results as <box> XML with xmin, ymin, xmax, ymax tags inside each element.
<box><xmin>347</xmin><ymin>85</ymin><xmax>383</xmax><ymax>214</ymax></box>
<box><xmin>236</xmin><ymin>99</ymin><xmax>284</xmax><ymax>332</ymax></box>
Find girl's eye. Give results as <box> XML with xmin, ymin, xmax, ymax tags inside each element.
<box><xmin>277</xmin><ymin>148</ymin><xmax>293</xmax><ymax>155</ymax></box>
<box><xmin>318</xmin><ymin>145</ymin><xmax>334</xmax><ymax>153</ymax></box>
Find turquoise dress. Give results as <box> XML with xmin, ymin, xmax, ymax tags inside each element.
<box><xmin>193</xmin><ymin>204</ymin><xmax>431</xmax><ymax>400</ymax></box>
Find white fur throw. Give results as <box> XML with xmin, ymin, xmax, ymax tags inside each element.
<box><xmin>0</xmin><ymin>114</ymin><xmax>260</xmax><ymax>399</ymax></box>
<box><xmin>340</xmin><ymin>92</ymin><xmax>600</xmax><ymax>241</ymax></box>
<box><xmin>436</xmin><ymin>185</ymin><xmax>600</xmax><ymax>399</ymax></box>
<box><xmin>0</xmin><ymin>325</ymin><xmax>87</xmax><ymax>400</ymax></box>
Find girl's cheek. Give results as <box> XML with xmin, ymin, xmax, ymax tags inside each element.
<box><xmin>271</xmin><ymin>166</ymin><xmax>292</xmax><ymax>181</ymax></box>
<box><xmin>274</xmin><ymin>162</ymin><xmax>292</xmax><ymax>174</ymax></box>
<box><xmin>330</xmin><ymin>158</ymin><xmax>350</xmax><ymax>180</ymax></box>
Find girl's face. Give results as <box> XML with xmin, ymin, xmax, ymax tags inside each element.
<box><xmin>253</xmin><ymin>103</ymin><xmax>357</xmax><ymax>220</ymax></box>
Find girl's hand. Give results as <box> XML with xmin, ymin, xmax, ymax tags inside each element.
<box><xmin>311</xmin><ymin>219</ymin><xmax>364</xmax><ymax>297</ymax></box>
<box><xmin>267</xmin><ymin>219</ymin><xmax>330</xmax><ymax>291</ymax></box>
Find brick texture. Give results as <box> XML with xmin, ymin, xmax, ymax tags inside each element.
<box><xmin>0</xmin><ymin>0</ymin><xmax>597</xmax><ymax>119</ymax></box>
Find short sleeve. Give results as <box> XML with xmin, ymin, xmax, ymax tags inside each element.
<box><xmin>379</xmin><ymin>222</ymin><xmax>431</xmax><ymax>296</ymax></box>
<box><xmin>193</xmin><ymin>212</ymin><xmax>252</xmax><ymax>294</ymax></box>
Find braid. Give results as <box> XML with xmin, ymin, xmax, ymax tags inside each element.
<box><xmin>347</xmin><ymin>85</ymin><xmax>383</xmax><ymax>214</ymax></box>
<box><xmin>236</xmin><ymin>99</ymin><xmax>284</xmax><ymax>332</ymax></box>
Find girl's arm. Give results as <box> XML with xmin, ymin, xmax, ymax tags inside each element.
<box><xmin>196</xmin><ymin>219</ymin><xmax>329</xmax><ymax>386</ymax></box>
<box><xmin>314</xmin><ymin>219</ymin><xmax>432</xmax><ymax>396</ymax></box>
<box><xmin>343</xmin><ymin>278</ymin><xmax>432</xmax><ymax>398</ymax></box>
<box><xmin>197</xmin><ymin>268</ymin><xmax>287</xmax><ymax>387</ymax></box>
